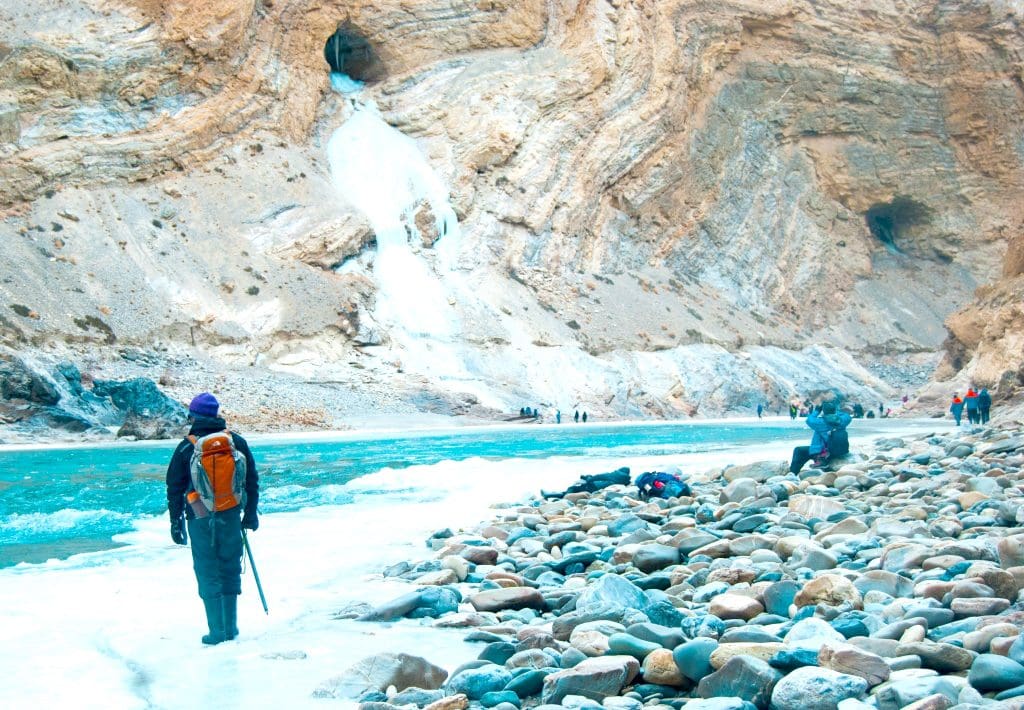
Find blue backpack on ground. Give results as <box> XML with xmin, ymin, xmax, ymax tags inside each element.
<box><xmin>635</xmin><ymin>471</ymin><xmax>691</xmax><ymax>499</ymax></box>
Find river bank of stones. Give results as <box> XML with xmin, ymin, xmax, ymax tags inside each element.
<box><xmin>325</xmin><ymin>424</ymin><xmax>1024</xmax><ymax>710</ymax></box>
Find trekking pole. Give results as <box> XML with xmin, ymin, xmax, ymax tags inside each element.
<box><xmin>241</xmin><ymin>530</ymin><xmax>269</xmax><ymax>614</ymax></box>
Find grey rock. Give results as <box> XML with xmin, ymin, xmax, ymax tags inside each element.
<box><xmin>896</xmin><ymin>641</ymin><xmax>975</xmax><ymax>672</ymax></box>
<box><xmin>697</xmin><ymin>655</ymin><xmax>782</xmax><ymax>708</ymax></box>
<box><xmin>872</xmin><ymin>676</ymin><xmax>961</xmax><ymax>710</ymax></box>
<box><xmin>607</xmin><ymin>633</ymin><xmax>661</xmax><ymax>660</ymax></box>
<box><xmin>770</xmin><ymin>667</ymin><xmax>868</xmax><ymax>710</ymax></box>
<box><xmin>763</xmin><ymin>580</ymin><xmax>801</xmax><ymax>617</ymax></box>
<box><xmin>967</xmin><ymin>653</ymin><xmax>1024</xmax><ymax>692</ymax></box>
<box><xmin>576</xmin><ymin>574</ymin><xmax>648</xmax><ymax>614</ymax></box>
<box><xmin>673</xmin><ymin>637</ymin><xmax>718</xmax><ymax>683</ymax></box>
<box><xmin>541</xmin><ymin>656</ymin><xmax>640</xmax><ymax>704</ymax></box>
<box><xmin>632</xmin><ymin>544</ymin><xmax>680</xmax><ymax>573</ymax></box>
<box><xmin>313</xmin><ymin>653</ymin><xmax>447</xmax><ymax>699</ymax></box>
<box><xmin>625</xmin><ymin>622</ymin><xmax>685</xmax><ymax>649</ymax></box>
<box><xmin>853</xmin><ymin>570</ymin><xmax>914</xmax><ymax>598</ymax></box>
<box><xmin>447</xmin><ymin>665</ymin><xmax>513</xmax><ymax>700</ymax></box>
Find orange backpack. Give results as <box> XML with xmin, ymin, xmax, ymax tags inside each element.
<box><xmin>187</xmin><ymin>431</ymin><xmax>247</xmax><ymax>513</ymax></box>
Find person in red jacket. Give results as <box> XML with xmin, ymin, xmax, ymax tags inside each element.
<box><xmin>949</xmin><ymin>394</ymin><xmax>964</xmax><ymax>426</ymax></box>
<box><xmin>964</xmin><ymin>388</ymin><xmax>980</xmax><ymax>425</ymax></box>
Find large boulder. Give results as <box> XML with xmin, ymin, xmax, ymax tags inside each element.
<box><xmin>722</xmin><ymin>461</ymin><xmax>785</xmax><ymax>482</ymax></box>
<box><xmin>117</xmin><ymin>411</ymin><xmax>186</xmax><ymax>440</ymax></box>
<box><xmin>770</xmin><ymin>667</ymin><xmax>868</xmax><ymax>710</ymax></box>
<box><xmin>794</xmin><ymin>574</ymin><xmax>863</xmax><ymax>609</ymax></box>
<box><xmin>697</xmin><ymin>655</ymin><xmax>782</xmax><ymax>708</ymax></box>
<box><xmin>312</xmin><ymin>653</ymin><xmax>447</xmax><ymax>699</ymax></box>
<box><xmin>446</xmin><ymin>664</ymin><xmax>513</xmax><ymax>700</ymax></box>
<box><xmin>92</xmin><ymin>378</ymin><xmax>185</xmax><ymax>419</ymax></box>
<box><xmin>541</xmin><ymin>655</ymin><xmax>640</xmax><ymax>704</ymax></box>
<box><xmin>469</xmin><ymin>587</ymin><xmax>545</xmax><ymax>612</ymax></box>
<box><xmin>632</xmin><ymin>544</ymin><xmax>680</xmax><ymax>573</ymax></box>
<box><xmin>575</xmin><ymin>574</ymin><xmax>648</xmax><ymax>613</ymax></box>
<box><xmin>358</xmin><ymin>587</ymin><xmax>459</xmax><ymax>621</ymax></box>
<box><xmin>0</xmin><ymin>357</ymin><xmax>59</xmax><ymax>404</ymax></box>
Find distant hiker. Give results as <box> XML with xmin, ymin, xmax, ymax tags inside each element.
<box><xmin>519</xmin><ymin>407</ymin><xmax>525</xmax><ymax>416</ymax></box>
<box><xmin>978</xmin><ymin>388</ymin><xmax>992</xmax><ymax>424</ymax></box>
<box><xmin>878</xmin><ymin>402</ymin><xmax>884</xmax><ymax>416</ymax></box>
<box><xmin>635</xmin><ymin>471</ymin><xmax>691</xmax><ymax>500</ymax></box>
<box><xmin>866</xmin><ymin>410</ymin><xmax>876</xmax><ymax>419</ymax></box>
<box><xmin>556</xmin><ymin>410</ymin><xmax>561</xmax><ymax>424</ymax></box>
<box><xmin>167</xmin><ymin>393</ymin><xmax>259</xmax><ymax>645</ymax></box>
<box><xmin>534</xmin><ymin>407</ymin><xmax>540</xmax><ymax>418</ymax></box>
<box><xmin>789</xmin><ymin>400</ymin><xmax>851</xmax><ymax>474</ymax></box>
<box><xmin>574</xmin><ymin>410</ymin><xmax>580</xmax><ymax>423</ymax></box>
<box><xmin>756</xmin><ymin>403</ymin><xmax>763</xmax><ymax>419</ymax></box>
<box><xmin>541</xmin><ymin>467</ymin><xmax>630</xmax><ymax>499</ymax></box>
<box><xmin>949</xmin><ymin>394</ymin><xmax>964</xmax><ymax>426</ymax></box>
<box><xmin>789</xmin><ymin>403</ymin><xmax>797</xmax><ymax>420</ymax></box>
<box><xmin>965</xmin><ymin>388</ymin><xmax>980</xmax><ymax>425</ymax></box>
<box><xmin>582</xmin><ymin>411</ymin><xmax>588</xmax><ymax>423</ymax></box>
<box><xmin>852</xmin><ymin>403</ymin><xmax>864</xmax><ymax>418</ymax></box>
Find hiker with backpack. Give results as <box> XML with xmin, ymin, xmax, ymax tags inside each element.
<box><xmin>978</xmin><ymin>388</ymin><xmax>992</xmax><ymax>424</ymax></box>
<box><xmin>167</xmin><ymin>393</ymin><xmax>260</xmax><ymax>645</ymax></box>
<box><xmin>788</xmin><ymin>400</ymin><xmax>851</xmax><ymax>474</ymax></box>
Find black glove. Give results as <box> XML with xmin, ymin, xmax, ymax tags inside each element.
<box><xmin>242</xmin><ymin>509</ymin><xmax>259</xmax><ymax>531</ymax></box>
<box><xmin>171</xmin><ymin>515</ymin><xmax>187</xmax><ymax>545</ymax></box>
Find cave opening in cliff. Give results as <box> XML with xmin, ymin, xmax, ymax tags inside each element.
<box><xmin>865</xmin><ymin>197</ymin><xmax>931</xmax><ymax>251</ymax></box>
<box><xmin>324</xmin><ymin>24</ymin><xmax>383</xmax><ymax>82</ymax></box>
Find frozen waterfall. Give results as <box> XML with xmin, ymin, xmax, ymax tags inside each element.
<box><xmin>326</xmin><ymin>73</ymin><xmax>461</xmax><ymax>339</ymax></box>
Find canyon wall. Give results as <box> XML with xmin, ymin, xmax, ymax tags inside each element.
<box><xmin>0</xmin><ymin>0</ymin><xmax>1021</xmax><ymax>430</ymax></box>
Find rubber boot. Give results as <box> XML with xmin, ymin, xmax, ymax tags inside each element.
<box><xmin>222</xmin><ymin>594</ymin><xmax>238</xmax><ymax>640</ymax></box>
<box><xmin>202</xmin><ymin>597</ymin><xmax>226</xmax><ymax>645</ymax></box>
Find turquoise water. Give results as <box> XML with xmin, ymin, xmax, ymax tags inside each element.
<box><xmin>0</xmin><ymin>422</ymin><xmax>811</xmax><ymax>567</ymax></box>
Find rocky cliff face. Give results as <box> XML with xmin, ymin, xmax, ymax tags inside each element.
<box><xmin>917</xmin><ymin>232</ymin><xmax>1024</xmax><ymax>420</ymax></box>
<box><xmin>0</xmin><ymin>1</ymin><xmax>1021</xmax><ymax>433</ymax></box>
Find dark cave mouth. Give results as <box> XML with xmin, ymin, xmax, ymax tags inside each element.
<box><xmin>324</xmin><ymin>25</ymin><xmax>383</xmax><ymax>82</ymax></box>
<box><xmin>865</xmin><ymin>196</ymin><xmax>931</xmax><ymax>250</ymax></box>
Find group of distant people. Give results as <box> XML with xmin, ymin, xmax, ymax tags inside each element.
<box><xmin>949</xmin><ymin>388</ymin><xmax>992</xmax><ymax>426</ymax></box>
<box><xmin>518</xmin><ymin>407</ymin><xmax>589</xmax><ymax>423</ymax></box>
<box><xmin>785</xmin><ymin>399</ymin><xmax>895</xmax><ymax>420</ymax></box>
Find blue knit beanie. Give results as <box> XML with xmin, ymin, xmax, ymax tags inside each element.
<box><xmin>188</xmin><ymin>392</ymin><xmax>219</xmax><ymax>417</ymax></box>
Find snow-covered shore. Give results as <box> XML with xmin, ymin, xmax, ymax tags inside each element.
<box><xmin>0</xmin><ymin>419</ymin><xmax>951</xmax><ymax>708</ymax></box>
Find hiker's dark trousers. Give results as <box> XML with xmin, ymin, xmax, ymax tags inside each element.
<box><xmin>790</xmin><ymin>446</ymin><xmax>813</xmax><ymax>474</ymax></box>
<box><xmin>188</xmin><ymin>506</ymin><xmax>243</xmax><ymax>600</ymax></box>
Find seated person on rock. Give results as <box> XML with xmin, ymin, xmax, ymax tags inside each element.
<box><xmin>541</xmin><ymin>466</ymin><xmax>630</xmax><ymax>499</ymax></box>
<box><xmin>789</xmin><ymin>400</ymin><xmax>851</xmax><ymax>474</ymax></box>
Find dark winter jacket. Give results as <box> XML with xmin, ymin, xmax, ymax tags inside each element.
<box><xmin>978</xmin><ymin>389</ymin><xmax>992</xmax><ymax>409</ymax></box>
<box><xmin>166</xmin><ymin>415</ymin><xmax>259</xmax><ymax>521</ymax></box>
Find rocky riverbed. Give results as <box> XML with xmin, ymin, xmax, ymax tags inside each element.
<box><xmin>326</xmin><ymin>424</ymin><xmax>1024</xmax><ymax>710</ymax></box>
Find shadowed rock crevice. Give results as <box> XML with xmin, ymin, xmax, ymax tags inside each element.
<box><xmin>865</xmin><ymin>197</ymin><xmax>932</xmax><ymax>251</ymax></box>
<box><xmin>324</xmin><ymin>24</ymin><xmax>385</xmax><ymax>81</ymax></box>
